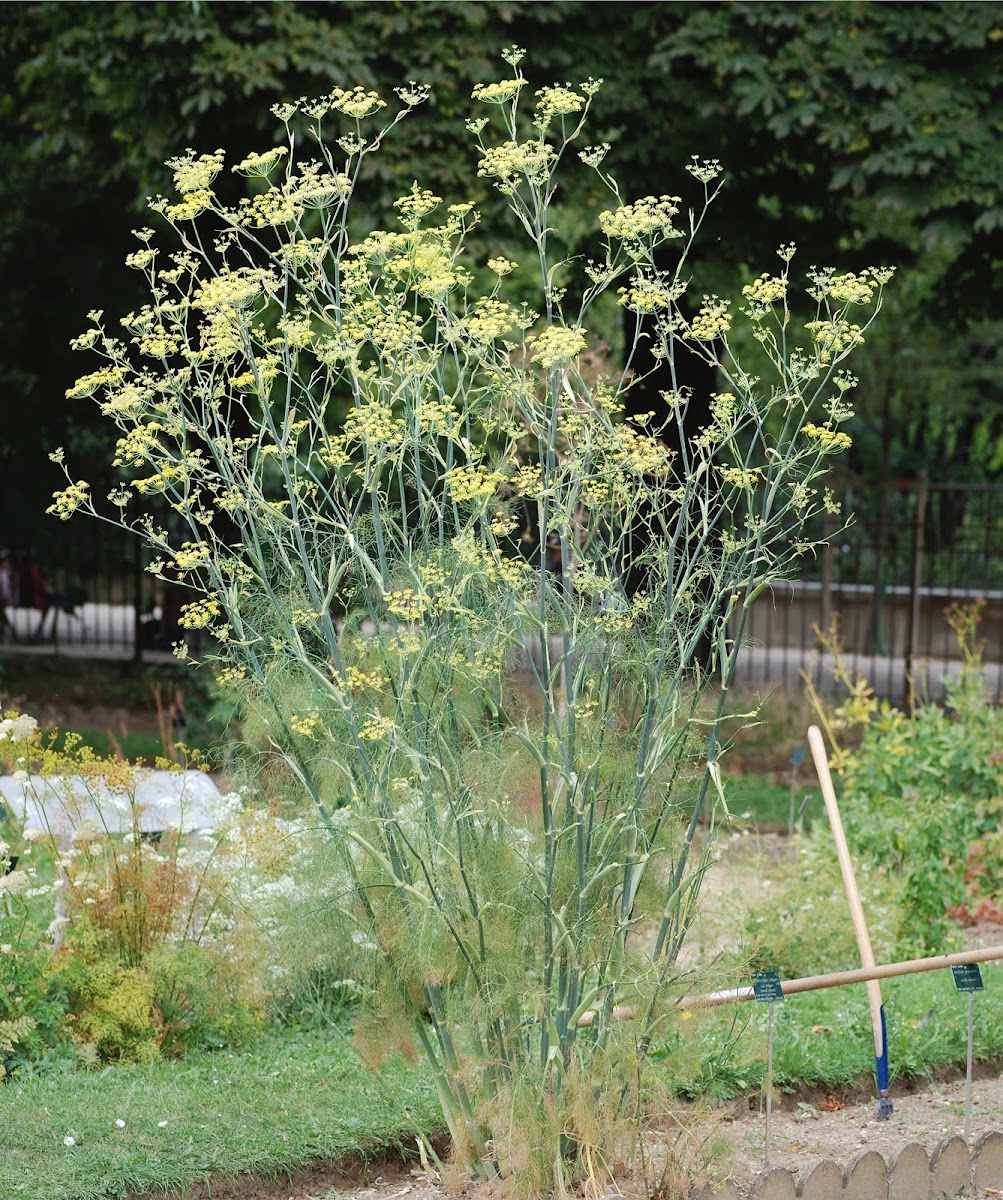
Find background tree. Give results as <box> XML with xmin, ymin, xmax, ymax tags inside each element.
<box><xmin>2</xmin><ymin>0</ymin><xmax>1001</xmax><ymax>561</ymax></box>
<box><xmin>654</xmin><ymin>1</ymin><xmax>1003</xmax><ymax>484</ymax></box>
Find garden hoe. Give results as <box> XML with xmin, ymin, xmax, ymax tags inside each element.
<box><xmin>807</xmin><ymin>725</ymin><xmax>893</xmax><ymax>1120</ymax></box>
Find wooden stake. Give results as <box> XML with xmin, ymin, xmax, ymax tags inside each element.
<box><xmin>681</xmin><ymin>944</ymin><xmax>1003</xmax><ymax>1008</ymax></box>
<box><xmin>807</xmin><ymin>725</ymin><xmax>892</xmax><ymax>1115</ymax></box>
<box><xmin>576</xmin><ymin>945</ymin><xmax>1003</xmax><ymax>1026</ymax></box>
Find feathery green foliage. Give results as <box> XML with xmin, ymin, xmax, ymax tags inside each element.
<box><xmin>50</xmin><ymin>52</ymin><xmax>888</xmax><ymax>1190</ymax></box>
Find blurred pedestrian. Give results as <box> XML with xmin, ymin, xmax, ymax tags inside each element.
<box><xmin>0</xmin><ymin>548</ymin><xmax>17</xmax><ymax>642</ymax></box>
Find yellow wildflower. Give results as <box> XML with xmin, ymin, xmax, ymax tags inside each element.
<box><xmin>717</xmin><ymin>464</ymin><xmax>762</xmax><ymax>489</ymax></box>
<box><xmin>444</xmin><ymin>465</ymin><xmax>507</xmax><ymax>504</ymax></box>
<box><xmin>742</xmin><ymin>273</ymin><xmax>787</xmax><ymax>305</ymax></box>
<box><xmin>289</xmin><ymin>713</ymin><xmax>323</xmax><ymax>738</ymax></box>
<box><xmin>534</xmin><ymin>85</ymin><xmax>584</xmax><ymax>120</ymax></box>
<box><xmin>599</xmin><ymin>196</ymin><xmax>681</xmax><ymax>246</ymax></box>
<box><xmin>358</xmin><ymin>716</ymin><xmax>393</xmax><ymax>741</ymax></box>
<box><xmin>808</xmin><ymin>268</ymin><xmax>877</xmax><ymax>306</ymax></box>
<box><xmin>383</xmin><ymin>589</ymin><xmax>432</xmax><ymax>621</ymax></box>
<box><xmin>178</xmin><ymin>598</ymin><xmax>221</xmax><ymax>629</ymax></box>
<box><xmin>65</xmin><ymin>366</ymin><xmax>128</xmax><ymax>400</ymax></box>
<box><xmin>328</xmin><ymin>87</ymin><xmax>386</xmax><ymax>119</ymax></box>
<box><xmin>47</xmin><ymin>481</ymin><xmax>91</xmax><ymax>520</ymax></box>
<box><xmin>684</xmin><ymin>297</ymin><xmax>732</xmax><ymax>341</ymax></box>
<box><xmin>231</xmin><ymin>146</ymin><xmax>289</xmax><ymax>177</ymax></box>
<box><xmin>164</xmin><ymin>191</ymin><xmax>215</xmax><ymax>222</ymax></box>
<box><xmin>125</xmin><ymin>249</ymin><xmax>156</xmax><ymax>271</ymax></box>
<box><xmin>393</xmin><ymin>184</ymin><xmax>442</xmax><ymax>228</ymax></box>
<box><xmin>618</xmin><ymin>274</ymin><xmax>686</xmax><ymax>313</ymax></box>
<box><xmin>168</xmin><ymin>149</ymin><xmax>225</xmax><ymax>195</ymax></box>
<box><xmin>487</xmin><ymin>257</ymin><xmax>518</xmax><ymax>276</ymax></box>
<box><xmin>685</xmin><ymin>156</ymin><xmax>723</xmax><ymax>184</ymax></box>
<box><xmin>170</xmin><ymin>542</ymin><xmax>212</xmax><ymax>573</ymax></box>
<box><xmin>530</xmin><ymin>325</ymin><xmax>588</xmax><ymax>370</ymax></box>
<box><xmin>463</xmin><ymin>299</ymin><xmax>521</xmax><ymax>344</ymax></box>
<box><xmin>803</xmin><ymin>423</ymin><xmax>852</xmax><ymax>453</ymax></box>
<box><xmin>805</xmin><ymin>319</ymin><xmax>865</xmax><ymax>354</ymax></box>
<box><xmin>472</xmin><ymin>79</ymin><xmax>526</xmax><ymax>104</ymax></box>
<box><xmin>478</xmin><ymin>140</ymin><xmax>555</xmax><ymax>183</ymax></box>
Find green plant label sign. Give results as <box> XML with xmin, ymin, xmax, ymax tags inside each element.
<box><xmin>951</xmin><ymin>964</ymin><xmax>984</xmax><ymax>993</ymax></box>
<box><xmin>751</xmin><ymin>970</ymin><xmax>785</xmax><ymax>1003</ymax></box>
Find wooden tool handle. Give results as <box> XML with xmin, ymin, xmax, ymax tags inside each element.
<box><xmin>808</xmin><ymin>725</ymin><xmax>885</xmax><ymax>1060</ymax></box>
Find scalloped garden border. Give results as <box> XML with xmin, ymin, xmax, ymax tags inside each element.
<box><xmin>691</xmin><ymin>1129</ymin><xmax>1003</xmax><ymax>1198</ymax></box>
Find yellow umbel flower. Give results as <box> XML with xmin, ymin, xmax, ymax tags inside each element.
<box><xmin>168</xmin><ymin>149</ymin><xmax>225</xmax><ymax>194</ymax></box>
<box><xmin>534</xmin><ymin>85</ymin><xmax>585</xmax><ymax>120</ymax></box>
<box><xmin>684</xmin><ymin>297</ymin><xmax>732</xmax><ymax>341</ymax></box>
<box><xmin>530</xmin><ymin>325</ymin><xmax>587</xmax><ymax>370</ymax></box>
<box><xmin>599</xmin><ymin>196</ymin><xmax>681</xmax><ymax>246</ymax></box>
<box><xmin>47</xmin><ymin>481</ymin><xmax>91</xmax><ymax>520</ymax></box>
<box><xmin>803</xmin><ymin>423</ymin><xmax>852</xmax><ymax>453</ymax></box>
<box><xmin>472</xmin><ymin>79</ymin><xmax>526</xmax><ymax>105</ymax></box>
<box><xmin>231</xmin><ymin>146</ymin><xmax>289</xmax><ymax>177</ymax></box>
<box><xmin>444</xmin><ymin>465</ymin><xmax>507</xmax><ymax>504</ymax></box>
<box><xmin>742</xmin><ymin>273</ymin><xmax>787</xmax><ymax>305</ymax></box>
<box><xmin>178</xmin><ymin>598</ymin><xmax>221</xmax><ymax>629</ymax></box>
<box><xmin>477</xmin><ymin>140</ymin><xmax>555</xmax><ymax>183</ymax></box>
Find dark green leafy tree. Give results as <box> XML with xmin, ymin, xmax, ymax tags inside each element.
<box><xmin>2</xmin><ymin>0</ymin><xmax>1002</xmax><ymax>560</ymax></box>
<box><xmin>0</xmin><ymin>2</ymin><xmax>589</xmax><ymax>553</ymax></box>
<box><xmin>650</xmin><ymin>1</ymin><xmax>1003</xmax><ymax>482</ymax></box>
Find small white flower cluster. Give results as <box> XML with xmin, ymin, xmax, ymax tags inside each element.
<box><xmin>0</xmin><ymin>713</ymin><xmax>38</xmax><ymax>742</ymax></box>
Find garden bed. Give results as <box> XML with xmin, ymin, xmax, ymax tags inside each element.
<box><xmin>121</xmin><ymin>1071</ymin><xmax>1003</xmax><ymax>1199</ymax></box>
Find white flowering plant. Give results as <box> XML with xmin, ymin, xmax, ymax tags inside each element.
<box><xmin>0</xmin><ymin>717</ymin><xmax>297</xmax><ymax>1062</ymax></box>
<box><xmin>0</xmin><ymin>712</ymin><xmax>72</xmax><ymax>1072</ymax></box>
<box><xmin>49</xmin><ymin>50</ymin><xmax>890</xmax><ymax>1190</ymax></box>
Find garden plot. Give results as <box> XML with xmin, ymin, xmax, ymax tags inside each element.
<box><xmin>257</xmin><ymin>1092</ymin><xmax>1003</xmax><ymax>1200</ymax></box>
<box><xmin>113</xmin><ymin>830</ymin><xmax>1003</xmax><ymax>1200</ymax></box>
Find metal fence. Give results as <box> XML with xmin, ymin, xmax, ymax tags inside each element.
<box><xmin>3</xmin><ymin>480</ymin><xmax>1002</xmax><ymax>695</ymax></box>
<box><xmin>0</xmin><ymin>522</ymin><xmax>156</xmax><ymax>659</ymax></box>
<box><xmin>733</xmin><ymin>478</ymin><xmax>1003</xmax><ymax>700</ymax></box>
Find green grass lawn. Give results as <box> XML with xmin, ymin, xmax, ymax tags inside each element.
<box><xmin>0</xmin><ymin>1026</ymin><xmax>443</xmax><ymax>1200</ymax></box>
<box><xmin>45</xmin><ymin>728</ymin><xmax>167</xmax><ymax>763</ymax></box>
<box><xmin>720</xmin><ymin>769</ymin><xmax>820</xmax><ymax>833</ymax></box>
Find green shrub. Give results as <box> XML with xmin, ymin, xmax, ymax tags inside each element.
<box><xmin>149</xmin><ymin>942</ymin><xmax>264</xmax><ymax>1054</ymax></box>
<box><xmin>1</xmin><ymin>713</ymin><xmax>289</xmax><ymax>1064</ymax></box>
<box><xmin>0</xmin><ymin>936</ymin><xmax>69</xmax><ymax>1078</ymax></box>
<box><xmin>821</xmin><ymin>603</ymin><xmax>1002</xmax><ymax>953</ymax></box>
<box><xmin>54</xmin><ymin>949</ymin><xmax>161</xmax><ymax>1064</ymax></box>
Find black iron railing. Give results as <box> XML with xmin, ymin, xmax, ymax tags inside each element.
<box><xmin>3</xmin><ymin>480</ymin><xmax>1002</xmax><ymax>695</ymax></box>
